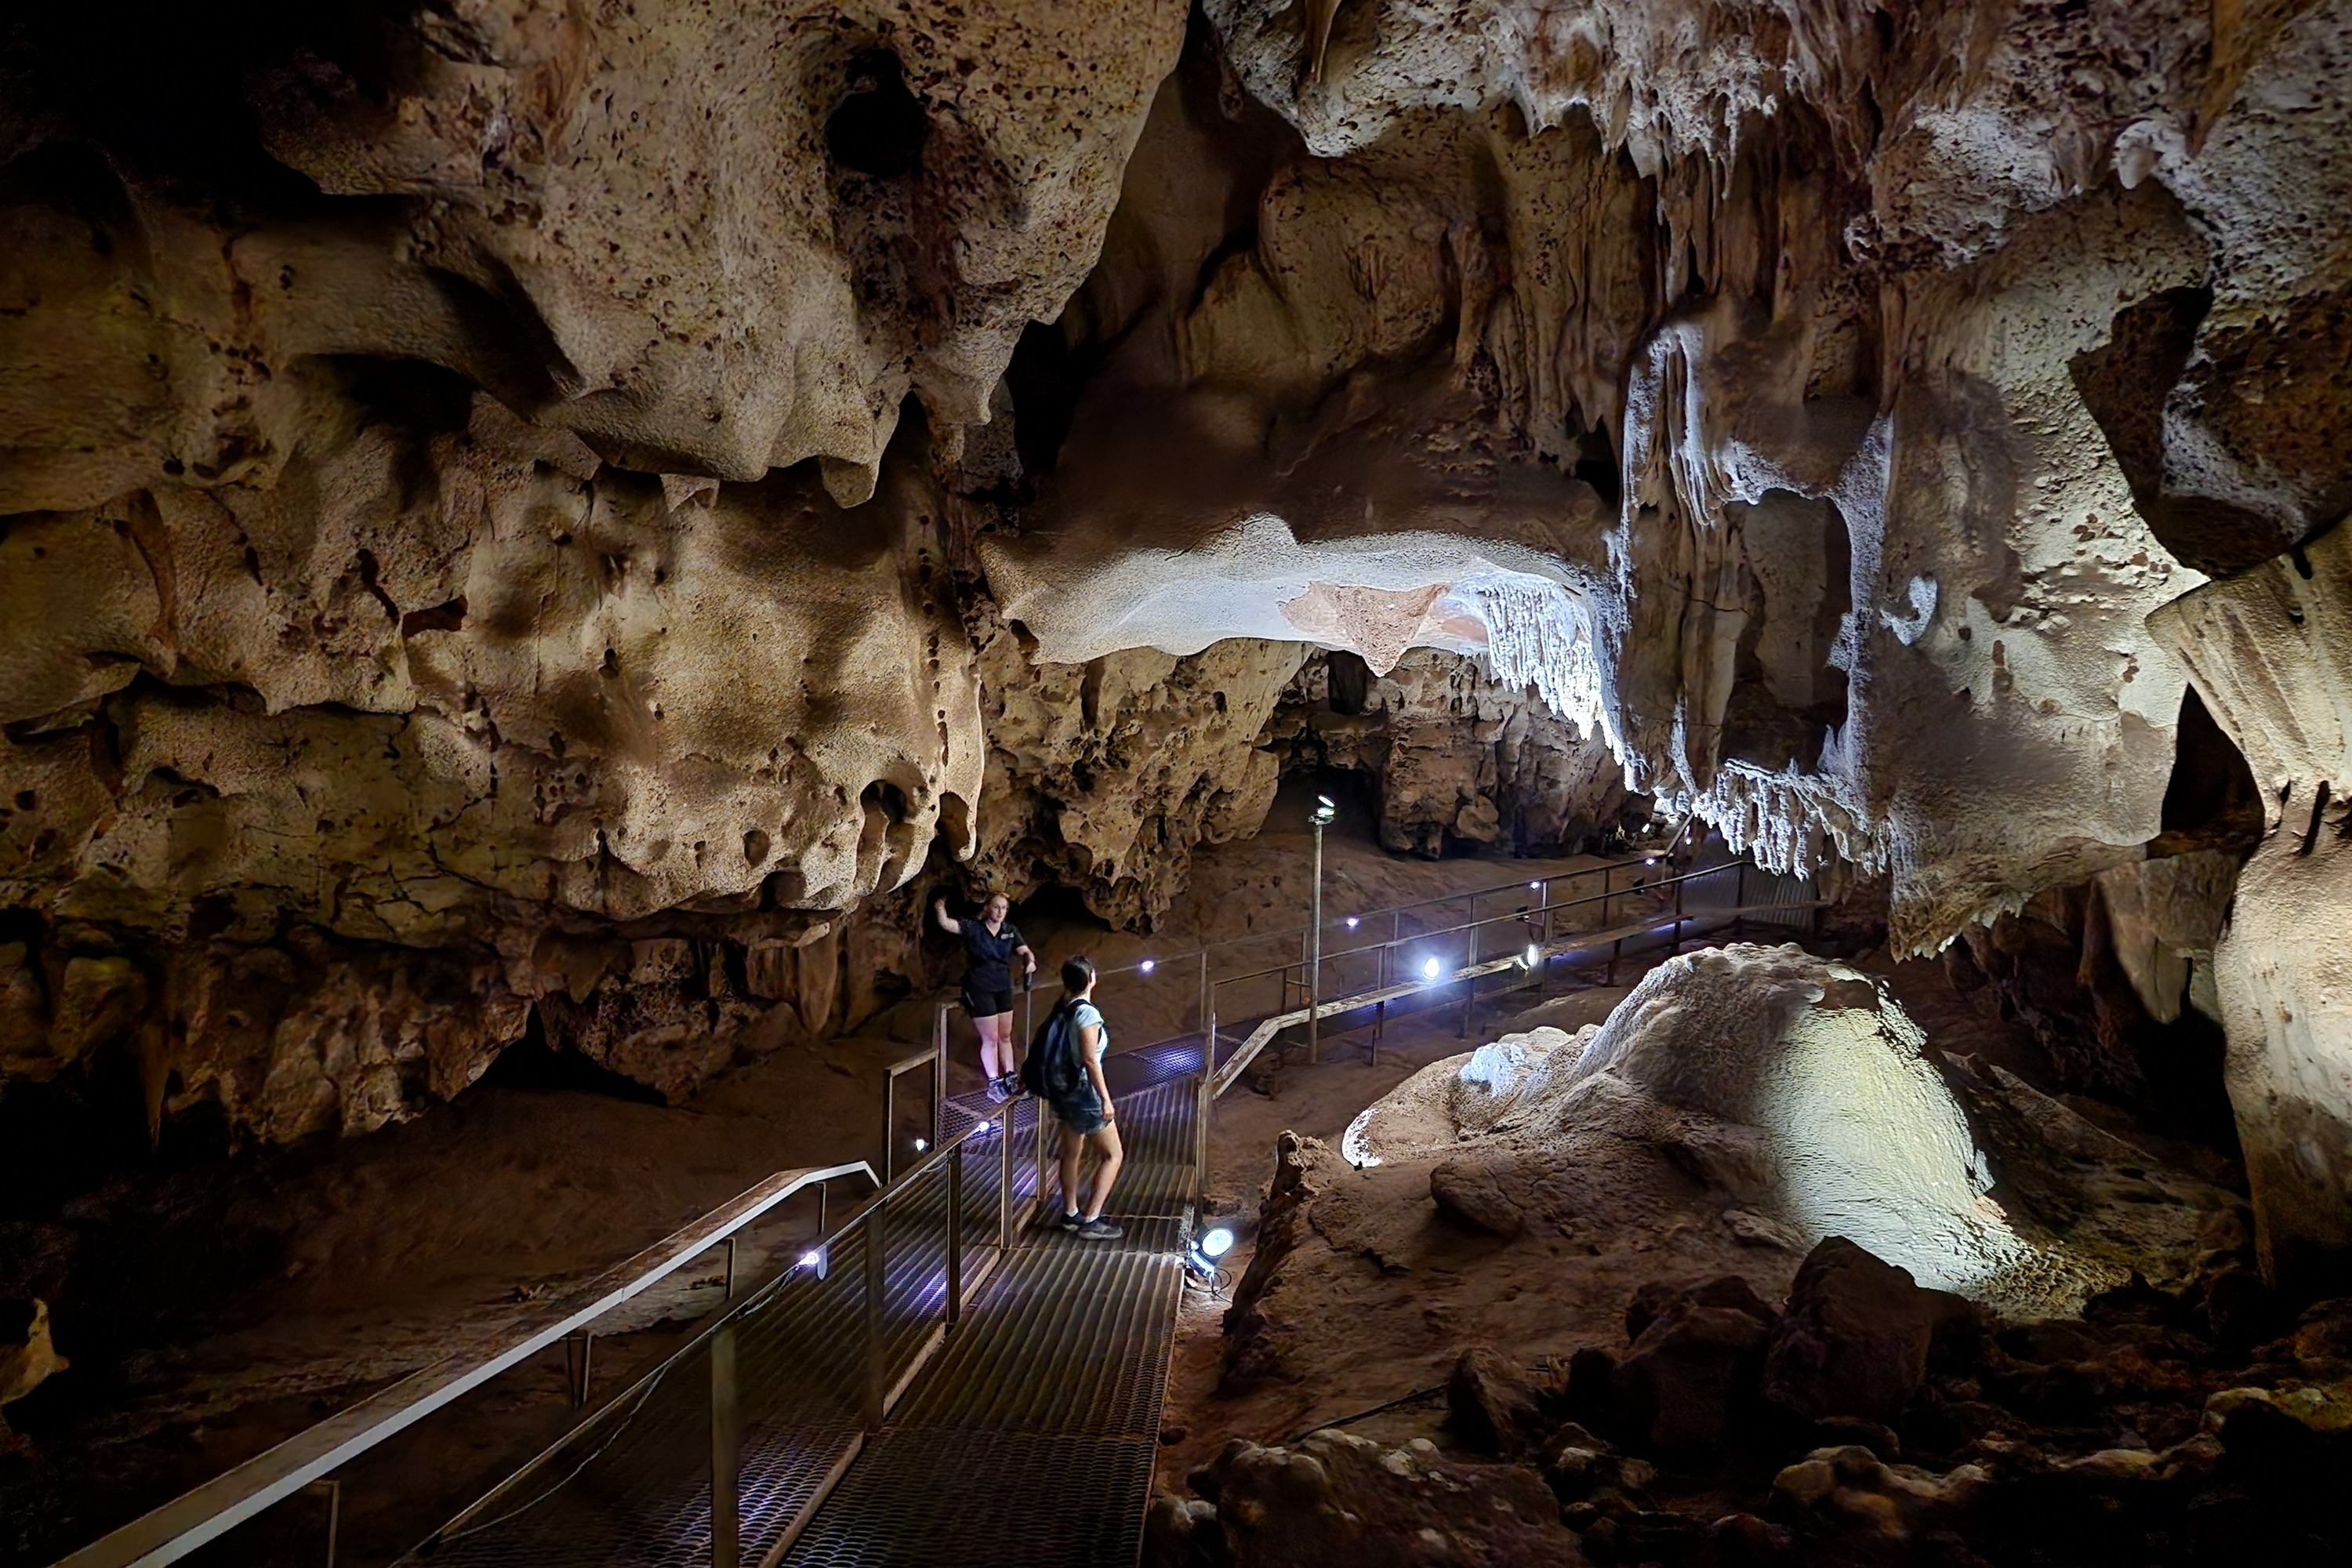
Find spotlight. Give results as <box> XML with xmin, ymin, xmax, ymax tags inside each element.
<box><xmin>1310</xmin><ymin>795</ymin><xmax>1338</xmax><ymax>826</ymax></box>
<box><xmin>1645</xmin><ymin>856</ymin><xmax>1657</xmax><ymax>865</ymax></box>
<box><xmin>1185</xmin><ymin>1224</ymin><xmax>1238</xmax><ymax>1283</ymax></box>
<box><xmin>1529</xmin><ymin>880</ymin><xmax>1540</xmax><ymax>890</ymax></box>
<box><xmin>1345</xmin><ymin>916</ymin><xmax>1359</xmax><ymax>929</ymax></box>
<box><xmin>913</xmin><ymin>1137</ymin><xmax>929</xmax><ymax>1153</ymax></box>
<box><xmin>1422</xmin><ymin>956</ymin><xmax>1443</xmax><ymax>980</ymax></box>
<box><xmin>800</xmin><ymin>1247</ymin><xmax>829</xmax><ymax>1280</ymax></box>
<box><xmin>1524</xmin><ymin>943</ymin><xmax>1541</xmax><ymax>968</ymax></box>
<box><xmin>974</xmin><ymin>1120</ymin><xmax>991</xmax><ymax>1134</ymax></box>
<box><xmin>1140</xmin><ymin>958</ymin><xmax>1156</xmax><ymax>974</ymax></box>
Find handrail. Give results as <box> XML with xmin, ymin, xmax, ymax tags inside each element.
<box><xmin>419</xmin><ymin>1095</ymin><xmax>1021</xmax><ymax>1557</ymax></box>
<box><xmin>1202</xmin><ymin>858</ymin><xmax>1703</xmax><ymax>992</ymax></box>
<box><xmin>1203</xmin><ymin>893</ymin><xmax>1829</xmax><ymax>1100</ymax></box>
<box><xmin>1080</xmin><ymin>846</ymin><xmax>1680</xmax><ymax>982</ymax></box>
<box><xmin>55</xmin><ymin>1159</ymin><xmax>880</xmax><ymax>1568</ymax></box>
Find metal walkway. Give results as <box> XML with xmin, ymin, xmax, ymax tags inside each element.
<box><xmin>403</xmin><ymin>1073</ymin><xmax>1196</xmax><ymax>1568</ymax></box>
<box><xmin>781</xmin><ymin>1077</ymin><xmax>1193</xmax><ymax>1568</ymax></box>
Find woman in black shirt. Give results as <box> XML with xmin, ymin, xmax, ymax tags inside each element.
<box><xmin>931</xmin><ymin>891</ymin><xmax>1036</xmax><ymax>1100</ymax></box>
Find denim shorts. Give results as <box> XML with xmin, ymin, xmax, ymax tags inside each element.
<box><xmin>1051</xmin><ymin>1087</ymin><xmax>1109</xmax><ymax>1135</ymax></box>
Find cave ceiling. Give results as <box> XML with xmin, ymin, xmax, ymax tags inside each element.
<box><xmin>4</xmin><ymin>0</ymin><xmax>2352</xmax><ymax>1270</ymax></box>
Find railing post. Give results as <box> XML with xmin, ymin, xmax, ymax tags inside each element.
<box><xmin>862</xmin><ymin>1212</ymin><xmax>887</xmax><ymax>1431</ymax></box>
<box><xmin>1671</xmin><ymin>871</ymin><xmax>1685</xmax><ymax>956</ymax></box>
<box><xmin>1036</xmin><ymin>1100</ymin><xmax>1055</xmax><ymax>1222</ymax></box>
<box><xmin>307</xmin><ymin>1479</ymin><xmax>339</xmax><ymax>1568</ymax></box>
<box><xmin>998</xmin><ymin>1095</ymin><xmax>1015</xmax><ymax>1251</ymax></box>
<box><xmin>1308</xmin><ymin>818</ymin><xmax>1324</xmax><ymax>1064</ymax></box>
<box><xmin>711</xmin><ymin>1324</ymin><xmax>740</xmax><ymax>1568</ymax></box>
<box><xmin>1198</xmin><ymin>950</ymin><xmax>1212</xmax><ymax>1054</ymax></box>
<box><xmin>946</xmin><ymin>1142</ymin><xmax>964</xmax><ymax>1328</ymax></box>
<box><xmin>1192</xmin><ymin>1069</ymin><xmax>1211</xmax><ymax>1207</ymax></box>
<box><xmin>724</xmin><ymin>1236</ymin><xmax>737</xmax><ymax>1301</ymax></box>
<box><xmin>883</xmin><ymin>1069</ymin><xmax>898</xmax><ymax>1188</ymax></box>
<box><xmin>932</xmin><ymin>1006</ymin><xmax>948</xmax><ymax>1151</ymax></box>
<box><xmin>565</xmin><ymin>1332</ymin><xmax>593</xmax><ymax>1407</ymax></box>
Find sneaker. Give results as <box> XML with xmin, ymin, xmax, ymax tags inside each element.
<box><xmin>1075</xmin><ymin>1217</ymin><xmax>1123</xmax><ymax>1241</ymax></box>
<box><xmin>984</xmin><ymin>1075</ymin><xmax>1014</xmax><ymax>1105</ymax></box>
<box><xmin>1057</xmin><ymin>1210</ymin><xmax>1083</xmax><ymax>1232</ymax></box>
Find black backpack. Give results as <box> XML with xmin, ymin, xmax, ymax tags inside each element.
<box><xmin>1021</xmin><ymin>1000</ymin><xmax>1086</xmax><ymax>1100</ymax></box>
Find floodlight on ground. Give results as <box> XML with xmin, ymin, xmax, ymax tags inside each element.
<box><xmin>913</xmin><ymin>1137</ymin><xmax>929</xmax><ymax>1153</ymax></box>
<box><xmin>1524</xmin><ymin>943</ymin><xmax>1541</xmax><ymax>968</ymax></box>
<box><xmin>1529</xmin><ymin>880</ymin><xmax>1540</xmax><ymax>890</ymax></box>
<box><xmin>1345</xmin><ymin>916</ymin><xmax>1359</xmax><ymax>928</ymax></box>
<box><xmin>1139</xmin><ymin>958</ymin><xmax>1155</xmax><ymax>974</ymax></box>
<box><xmin>1311</xmin><ymin>794</ymin><xmax>1338</xmax><ymax>826</ymax></box>
<box><xmin>1422</xmin><ymin>956</ymin><xmax>1443</xmax><ymax>980</ymax></box>
<box><xmin>1186</xmin><ymin>1224</ymin><xmax>1238</xmax><ymax>1286</ymax></box>
<box><xmin>974</xmin><ymin>1120</ymin><xmax>991</xmax><ymax>1134</ymax></box>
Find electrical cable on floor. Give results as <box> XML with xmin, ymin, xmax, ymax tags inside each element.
<box><xmin>1282</xmin><ymin>1382</ymin><xmax>1447</xmax><ymax>1445</ymax></box>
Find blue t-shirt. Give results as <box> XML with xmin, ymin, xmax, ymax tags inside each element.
<box><xmin>1070</xmin><ymin>1001</ymin><xmax>1107</xmax><ymax>1065</ymax></box>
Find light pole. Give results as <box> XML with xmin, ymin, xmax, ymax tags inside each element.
<box><xmin>1308</xmin><ymin>793</ymin><xmax>1336</xmax><ymax>1062</ymax></box>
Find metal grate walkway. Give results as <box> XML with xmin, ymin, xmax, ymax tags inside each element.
<box><xmin>780</xmin><ymin>1085</ymin><xmax>1192</xmax><ymax>1566</ymax></box>
<box><xmin>407</xmin><ymin>1077</ymin><xmax>1193</xmax><ymax>1568</ymax></box>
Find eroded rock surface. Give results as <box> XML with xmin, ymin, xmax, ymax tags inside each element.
<box><xmin>2</xmin><ymin>0</ymin><xmax>2352</xmax><ymax>1281</ymax></box>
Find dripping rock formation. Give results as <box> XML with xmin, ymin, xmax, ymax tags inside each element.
<box><xmin>2</xmin><ymin>0</ymin><xmax>2352</xmax><ymax>1344</ymax></box>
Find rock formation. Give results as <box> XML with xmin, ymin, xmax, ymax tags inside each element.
<box><xmin>1155</xmin><ymin>1234</ymin><xmax>2352</xmax><ymax>1568</ymax></box>
<box><xmin>2</xmin><ymin>0</ymin><xmax>2351</xmax><ymax>1287</ymax></box>
<box><xmin>1276</xmin><ymin>649</ymin><xmax>1635</xmax><ymax>857</ymax></box>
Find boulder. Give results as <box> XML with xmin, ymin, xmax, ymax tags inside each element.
<box><xmin>1769</xmin><ymin>1444</ymin><xmax>1991</xmax><ymax>1542</ymax></box>
<box><xmin>1171</xmin><ymin>1429</ymin><xmax>1587</xmax><ymax>1567</ymax></box>
<box><xmin>1618</xmin><ymin>1302</ymin><xmax>1773</xmax><ymax>1459</ymax></box>
<box><xmin>1762</xmin><ymin>1238</ymin><xmax>1972</xmax><ymax>1428</ymax></box>
<box><xmin>1446</xmin><ymin>1346</ymin><xmax>1552</xmax><ymax>1456</ymax></box>
<box><xmin>1626</xmin><ymin>1274</ymin><xmax>1777</xmax><ymax>1342</ymax></box>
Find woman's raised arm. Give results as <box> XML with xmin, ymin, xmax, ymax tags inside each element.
<box><xmin>931</xmin><ymin>895</ymin><xmax>961</xmax><ymax>935</ymax></box>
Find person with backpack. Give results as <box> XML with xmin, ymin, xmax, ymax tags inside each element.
<box><xmin>1021</xmin><ymin>955</ymin><xmax>1124</xmax><ymax>1240</ymax></box>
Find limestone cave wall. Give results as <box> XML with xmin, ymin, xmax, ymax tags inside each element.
<box><xmin>3</xmin><ymin>2</ymin><xmax>2352</xmax><ymax>1284</ymax></box>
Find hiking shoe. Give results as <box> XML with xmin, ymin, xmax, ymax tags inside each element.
<box><xmin>1075</xmin><ymin>1217</ymin><xmax>1123</xmax><ymax>1241</ymax></box>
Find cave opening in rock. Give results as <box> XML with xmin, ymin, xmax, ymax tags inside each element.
<box><xmin>470</xmin><ymin>1005</ymin><xmax>670</xmax><ymax>1105</ymax></box>
<box><xmin>826</xmin><ymin>49</ymin><xmax>930</xmax><ymax>180</ymax></box>
<box><xmin>1722</xmin><ymin>489</ymin><xmax>1855</xmax><ymax>772</ymax></box>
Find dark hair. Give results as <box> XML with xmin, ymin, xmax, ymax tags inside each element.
<box><xmin>1060</xmin><ymin>954</ymin><xmax>1096</xmax><ymax>995</ymax></box>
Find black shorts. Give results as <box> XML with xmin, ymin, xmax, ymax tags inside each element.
<box><xmin>962</xmin><ymin>987</ymin><xmax>1014</xmax><ymax>1018</ymax></box>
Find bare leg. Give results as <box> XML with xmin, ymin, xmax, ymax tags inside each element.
<box><xmin>1080</xmin><ymin>1123</ymin><xmax>1124</xmax><ymax>1222</ymax></box>
<box><xmin>1057</xmin><ymin>1123</ymin><xmax>1087</xmax><ymax>1216</ymax></box>
<box><xmin>976</xmin><ymin>1011</ymin><xmax>1009</xmax><ymax>1080</ymax></box>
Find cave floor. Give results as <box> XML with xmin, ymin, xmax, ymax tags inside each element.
<box><xmin>5</xmin><ymin>827</ymin><xmax>1632</xmax><ymax>1566</ymax></box>
<box><xmin>1151</xmin><ymin>941</ymin><xmax>2251</xmax><ymax>1494</ymax></box>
